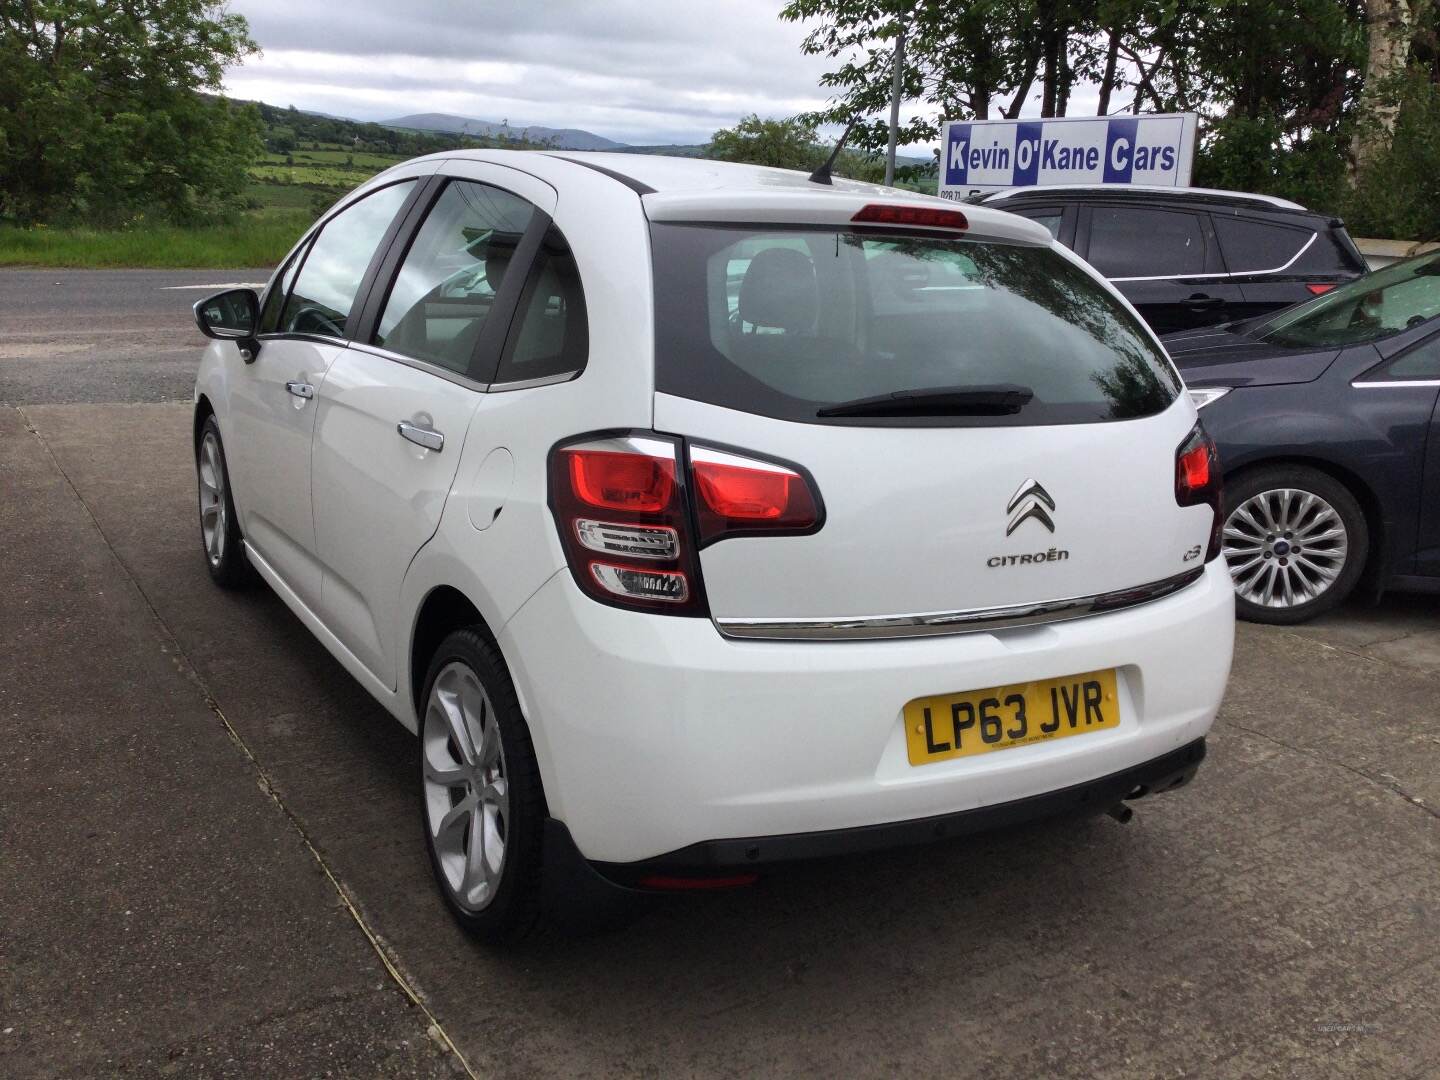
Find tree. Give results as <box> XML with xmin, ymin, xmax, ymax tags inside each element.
<box><xmin>0</xmin><ymin>0</ymin><xmax>261</xmax><ymax>225</ymax></box>
<box><xmin>706</xmin><ymin>114</ymin><xmax>886</xmax><ymax>181</ymax></box>
<box><xmin>708</xmin><ymin>114</ymin><xmax>824</xmax><ymax>169</ymax></box>
<box><xmin>1351</xmin><ymin>0</ymin><xmax>1432</xmax><ymax>175</ymax></box>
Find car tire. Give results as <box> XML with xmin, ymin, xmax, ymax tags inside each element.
<box><xmin>1222</xmin><ymin>465</ymin><xmax>1368</xmax><ymax>625</ymax></box>
<box><xmin>196</xmin><ymin>416</ymin><xmax>251</xmax><ymax>589</ymax></box>
<box><xmin>418</xmin><ymin>629</ymin><xmax>544</xmax><ymax>944</ymax></box>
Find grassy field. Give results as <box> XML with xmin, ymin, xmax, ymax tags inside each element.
<box><xmin>0</xmin><ymin>143</ymin><xmax>404</xmax><ymax>269</ymax></box>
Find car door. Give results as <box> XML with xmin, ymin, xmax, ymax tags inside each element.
<box><xmin>309</xmin><ymin>164</ymin><xmax>557</xmax><ymax>688</ymax></box>
<box><xmin>224</xmin><ymin>177</ymin><xmax>423</xmax><ymax>606</ymax></box>
<box><xmin>1372</xmin><ymin>332</ymin><xmax>1440</xmax><ymax>578</ymax></box>
<box><xmin>1080</xmin><ymin>203</ymin><xmax>1241</xmax><ymax>334</ymax></box>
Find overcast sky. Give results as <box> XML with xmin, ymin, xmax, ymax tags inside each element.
<box><xmin>223</xmin><ymin>0</ymin><xmax>1101</xmax><ymax>148</ymax></box>
<box><xmin>223</xmin><ymin>0</ymin><xmax>1096</xmax><ymax>149</ymax></box>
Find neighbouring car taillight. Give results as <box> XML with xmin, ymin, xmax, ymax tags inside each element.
<box><xmin>1306</xmin><ymin>283</ymin><xmax>1337</xmax><ymax>296</ymax></box>
<box><xmin>1175</xmin><ymin>423</ymin><xmax>1223</xmax><ymax>562</ymax></box>
<box><xmin>548</xmin><ymin>434</ymin><xmax>823</xmax><ymax>614</ymax></box>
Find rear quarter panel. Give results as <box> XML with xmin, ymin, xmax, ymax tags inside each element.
<box><xmin>395</xmin><ymin>159</ymin><xmax>658</xmax><ymax>730</ymax></box>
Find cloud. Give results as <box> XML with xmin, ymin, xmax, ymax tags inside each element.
<box><xmin>220</xmin><ymin>1</ymin><xmax>1113</xmax><ymax>148</ymax></box>
<box><xmin>223</xmin><ymin>0</ymin><xmax>846</xmax><ymax>145</ymax></box>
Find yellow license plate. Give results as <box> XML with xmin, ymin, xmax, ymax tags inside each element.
<box><xmin>903</xmin><ymin>669</ymin><xmax>1120</xmax><ymax>766</ymax></box>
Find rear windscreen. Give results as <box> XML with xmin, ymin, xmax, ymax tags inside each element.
<box><xmin>651</xmin><ymin>225</ymin><xmax>1181</xmax><ymax>426</ymax></box>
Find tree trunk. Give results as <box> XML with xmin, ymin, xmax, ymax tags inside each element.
<box><xmin>1350</xmin><ymin>0</ymin><xmax>1422</xmax><ymax>179</ymax></box>
<box><xmin>1055</xmin><ymin>25</ymin><xmax>1072</xmax><ymax>116</ymax></box>
<box><xmin>1097</xmin><ymin>26</ymin><xmax>1121</xmax><ymax>115</ymax></box>
<box><xmin>1041</xmin><ymin>30</ymin><xmax>1059</xmax><ymax>117</ymax></box>
<box><xmin>1004</xmin><ymin>43</ymin><xmax>1042</xmax><ymax>118</ymax></box>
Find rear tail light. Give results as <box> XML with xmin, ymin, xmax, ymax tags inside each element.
<box><xmin>1306</xmin><ymin>283</ymin><xmax>1337</xmax><ymax>296</ymax></box>
<box><xmin>851</xmin><ymin>203</ymin><xmax>969</xmax><ymax>231</ymax></box>
<box><xmin>1175</xmin><ymin>423</ymin><xmax>1223</xmax><ymax>562</ymax></box>
<box><xmin>689</xmin><ymin>447</ymin><xmax>820</xmax><ymax>547</ymax></box>
<box><xmin>549</xmin><ymin>435</ymin><xmax>824</xmax><ymax>614</ymax></box>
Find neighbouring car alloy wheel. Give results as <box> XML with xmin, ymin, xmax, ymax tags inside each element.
<box><xmin>196</xmin><ymin>416</ymin><xmax>250</xmax><ymax>588</ymax></box>
<box><xmin>1222</xmin><ymin>465</ymin><xmax>1368</xmax><ymax>625</ymax></box>
<box><xmin>419</xmin><ymin>629</ymin><xmax>543</xmax><ymax>943</ymax></box>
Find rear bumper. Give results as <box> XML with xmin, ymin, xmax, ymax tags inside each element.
<box><xmin>500</xmin><ymin>559</ymin><xmax>1234</xmax><ymax>865</ymax></box>
<box><xmin>589</xmin><ymin>737</ymin><xmax>1205</xmax><ymax>883</ymax></box>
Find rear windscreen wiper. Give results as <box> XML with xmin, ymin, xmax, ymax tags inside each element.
<box><xmin>816</xmin><ymin>384</ymin><xmax>1034</xmax><ymax>418</ymax></box>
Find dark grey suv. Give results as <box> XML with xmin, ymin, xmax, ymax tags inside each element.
<box><xmin>974</xmin><ymin>186</ymin><xmax>1367</xmax><ymax>334</ymax></box>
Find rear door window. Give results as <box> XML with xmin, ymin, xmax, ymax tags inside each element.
<box><xmin>1085</xmin><ymin>206</ymin><xmax>1207</xmax><ymax>277</ymax></box>
<box><xmin>281</xmin><ymin>181</ymin><xmax>416</xmax><ymax>339</ymax></box>
<box><xmin>1212</xmin><ymin>215</ymin><xmax>1314</xmax><ymax>274</ymax></box>
<box><xmin>651</xmin><ymin>225</ymin><xmax>1180</xmax><ymax>426</ymax></box>
<box><xmin>372</xmin><ymin>180</ymin><xmax>536</xmax><ymax>376</ymax></box>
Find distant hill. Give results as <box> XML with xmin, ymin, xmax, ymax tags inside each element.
<box><xmin>613</xmin><ymin>144</ymin><xmax>708</xmax><ymax>158</ymax></box>
<box><xmin>383</xmin><ymin>113</ymin><xmax>625</xmax><ymax>151</ymax></box>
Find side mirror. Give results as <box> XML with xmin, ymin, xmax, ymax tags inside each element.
<box><xmin>194</xmin><ymin>288</ymin><xmax>262</xmax><ymax>362</ymax></box>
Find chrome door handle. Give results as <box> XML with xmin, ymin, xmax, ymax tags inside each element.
<box><xmin>396</xmin><ymin>421</ymin><xmax>444</xmax><ymax>452</ymax></box>
<box><xmin>285</xmin><ymin>381</ymin><xmax>314</xmax><ymax>399</ymax></box>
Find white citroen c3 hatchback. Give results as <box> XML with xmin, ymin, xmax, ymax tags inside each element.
<box><xmin>191</xmin><ymin>151</ymin><xmax>1234</xmax><ymax>941</ymax></box>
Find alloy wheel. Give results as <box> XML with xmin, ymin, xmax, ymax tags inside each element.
<box><xmin>1223</xmin><ymin>487</ymin><xmax>1349</xmax><ymax>609</ymax></box>
<box><xmin>198</xmin><ymin>431</ymin><xmax>227</xmax><ymax>567</ymax></box>
<box><xmin>422</xmin><ymin>661</ymin><xmax>510</xmax><ymax>912</ymax></box>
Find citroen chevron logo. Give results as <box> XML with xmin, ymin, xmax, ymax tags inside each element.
<box><xmin>1006</xmin><ymin>479</ymin><xmax>1056</xmax><ymax>535</ymax></box>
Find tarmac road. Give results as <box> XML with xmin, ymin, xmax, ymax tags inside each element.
<box><xmin>3</xmin><ymin>269</ymin><xmax>1439</xmax><ymax>1078</ymax></box>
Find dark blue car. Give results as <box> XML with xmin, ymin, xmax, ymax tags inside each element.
<box><xmin>1165</xmin><ymin>249</ymin><xmax>1440</xmax><ymax>623</ymax></box>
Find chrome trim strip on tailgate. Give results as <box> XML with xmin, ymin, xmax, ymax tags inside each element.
<box><xmin>714</xmin><ymin>568</ymin><xmax>1206</xmax><ymax>641</ymax></box>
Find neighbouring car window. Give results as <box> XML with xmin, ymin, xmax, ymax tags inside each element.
<box><xmin>1256</xmin><ymin>251</ymin><xmax>1440</xmax><ymax>347</ymax></box>
<box><xmin>1381</xmin><ymin>336</ymin><xmax>1440</xmax><ymax>380</ymax></box>
<box><xmin>374</xmin><ymin>180</ymin><xmax>536</xmax><ymax>375</ymax></box>
<box><xmin>1017</xmin><ymin>209</ymin><xmax>1063</xmax><ymax>239</ymax></box>
<box><xmin>280</xmin><ymin>181</ymin><xmax>416</xmax><ymax>339</ymax></box>
<box><xmin>259</xmin><ymin>241</ymin><xmax>308</xmax><ymax>334</ymax></box>
<box><xmin>1212</xmin><ymin>215</ymin><xmax>1312</xmax><ymax>274</ymax></box>
<box><xmin>492</xmin><ymin>227</ymin><xmax>588</xmax><ymax>385</ymax></box>
<box><xmin>651</xmin><ymin>225</ymin><xmax>1181</xmax><ymax>426</ymax></box>
<box><xmin>1086</xmin><ymin>206</ymin><xmax>1207</xmax><ymax>277</ymax></box>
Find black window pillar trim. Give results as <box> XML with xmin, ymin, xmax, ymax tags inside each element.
<box><xmin>466</xmin><ymin>208</ymin><xmax>552</xmax><ymax>385</ymax></box>
<box><xmin>348</xmin><ymin>174</ymin><xmax>449</xmax><ymax>347</ymax></box>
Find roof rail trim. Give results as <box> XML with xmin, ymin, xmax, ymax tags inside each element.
<box><xmin>980</xmin><ymin>184</ymin><xmax>1307</xmax><ymax>211</ymax></box>
<box><xmin>552</xmin><ymin>155</ymin><xmax>656</xmax><ymax>195</ymax></box>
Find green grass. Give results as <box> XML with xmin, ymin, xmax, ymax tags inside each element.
<box><xmin>0</xmin><ymin>141</ymin><xmax>410</xmax><ymax>269</ymax></box>
<box><xmin>0</xmin><ymin>209</ymin><xmax>312</xmax><ymax>269</ymax></box>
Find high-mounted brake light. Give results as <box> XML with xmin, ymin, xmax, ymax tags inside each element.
<box><xmin>1306</xmin><ymin>283</ymin><xmax>1336</xmax><ymax>296</ymax></box>
<box><xmin>851</xmin><ymin>203</ymin><xmax>969</xmax><ymax>231</ymax></box>
<box><xmin>549</xmin><ymin>436</ymin><xmax>825</xmax><ymax>615</ymax></box>
<box><xmin>1175</xmin><ymin>423</ymin><xmax>1223</xmax><ymax>562</ymax></box>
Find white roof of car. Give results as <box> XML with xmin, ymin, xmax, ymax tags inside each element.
<box><xmin>407</xmin><ymin>150</ymin><xmax>1052</xmax><ymax>246</ymax></box>
<box><xmin>980</xmin><ymin>183</ymin><xmax>1308</xmax><ymax>210</ymax></box>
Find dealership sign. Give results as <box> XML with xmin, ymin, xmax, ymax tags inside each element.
<box><xmin>938</xmin><ymin>113</ymin><xmax>1199</xmax><ymax>198</ymax></box>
